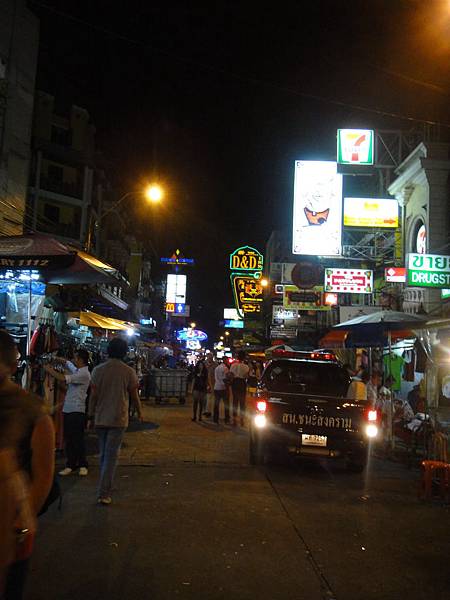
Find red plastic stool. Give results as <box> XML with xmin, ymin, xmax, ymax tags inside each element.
<box><xmin>419</xmin><ymin>460</ymin><xmax>450</xmax><ymax>502</ymax></box>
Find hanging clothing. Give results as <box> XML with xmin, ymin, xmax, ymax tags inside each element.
<box><xmin>383</xmin><ymin>353</ymin><xmax>405</xmax><ymax>392</ymax></box>
<box><xmin>402</xmin><ymin>350</ymin><xmax>415</xmax><ymax>382</ymax></box>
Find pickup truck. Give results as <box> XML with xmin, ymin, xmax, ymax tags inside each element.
<box><xmin>248</xmin><ymin>350</ymin><xmax>380</xmax><ymax>471</ymax></box>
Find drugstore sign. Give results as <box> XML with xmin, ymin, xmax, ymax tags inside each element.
<box><xmin>229</xmin><ymin>246</ymin><xmax>264</xmax><ymax>272</ymax></box>
<box><xmin>407</xmin><ymin>253</ymin><xmax>450</xmax><ymax>289</ymax></box>
<box><xmin>337</xmin><ymin>129</ymin><xmax>374</xmax><ymax>165</ymax></box>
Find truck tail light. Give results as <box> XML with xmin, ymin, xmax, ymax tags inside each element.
<box><xmin>367</xmin><ymin>409</ymin><xmax>378</xmax><ymax>422</ymax></box>
<box><xmin>256</xmin><ymin>400</ymin><xmax>267</xmax><ymax>413</ymax></box>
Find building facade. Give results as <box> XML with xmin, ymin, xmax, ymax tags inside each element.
<box><xmin>389</xmin><ymin>142</ymin><xmax>450</xmax><ymax>316</ymax></box>
<box><xmin>0</xmin><ymin>0</ymin><xmax>39</xmax><ymax>236</ymax></box>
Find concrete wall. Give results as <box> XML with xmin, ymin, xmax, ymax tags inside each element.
<box><xmin>0</xmin><ymin>0</ymin><xmax>39</xmax><ymax>236</ymax></box>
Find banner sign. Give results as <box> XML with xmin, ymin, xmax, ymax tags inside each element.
<box><xmin>385</xmin><ymin>267</ymin><xmax>406</xmax><ymax>283</ymax></box>
<box><xmin>324</xmin><ymin>268</ymin><xmax>373</xmax><ymax>294</ymax></box>
<box><xmin>344</xmin><ymin>197</ymin><xmax>398</xmax><ymax>228</ymax></box>
<box><xmin>229</xmin><ymin>246</ymin><xmax>263</xmax><ymax>272</ymax></box>
<box><xmin>160</xmin><ymin>249</ymin><xmax>194</xmax><ymax>266</ymax></box>
<box><xmin>231</xmin><ymin>275</ymin><xmax>263</xmax><ymax>318</ymax></box>
<box><xmin>337</xmin><ymin>129</ymin><xmax>374</xmax><ymax>165</ymax></box>
<box><xmin>283</xmin><ymin>285</ymin><xmax>330</xmax><ymax>311</ymax></box>
<box><xmin>292</xmin><ymin>161</ymin><xmax>343</xmax><ymax>256</ymax></box>
<box><xmin>407</xmin><ymin>253</ymin><xmax>450</xmax><ymax>288</ymax></box>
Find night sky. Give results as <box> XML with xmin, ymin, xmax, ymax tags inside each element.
<box><xmin>31</xmin><ymin>0</ymin><xmax>450</xmax><ymax>337</ymax></box>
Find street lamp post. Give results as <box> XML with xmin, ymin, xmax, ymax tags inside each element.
<box><xmin>86</xmin><ymin>184</ymin><xmax>164</xmax><ymax>254</ymax></box>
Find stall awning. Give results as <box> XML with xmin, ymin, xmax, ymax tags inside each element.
<box><xmin>78</xmin><ymin>311</ymin><xmax>130</xmax><ymax>331</ymax></box>
<box><xmin>319</xmin><ymin>330</ymin><xmax>348</xmax><ymax>348</ymax></box>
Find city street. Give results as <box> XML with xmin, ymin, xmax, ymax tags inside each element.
<box><xmin>27</xmin><ymin>400</ymin><xmax>450</xmax><ymax>600</ymax></box>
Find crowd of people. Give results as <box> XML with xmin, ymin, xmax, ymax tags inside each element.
<box><xmin>190</xmin><ymin>351</ymin><xmax>261</xmax><ymax>427</ymax></box>
<box><xmin>0</xmin><ymin>331</ymin><xmax>143</xmax><ymax>599</ymax></box>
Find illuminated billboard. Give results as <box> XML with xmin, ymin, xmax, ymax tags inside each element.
<box><xmin>343</xmin><ymin>197</ymin><xmax>399</xmax><ymax>228</ymax></box>
<box><xmin>407</xmin><ymin>253</ymin><xmax>450</xmax><ymax>289</ymax></box>
<box><xmin>231</xmin><ymin>275</ymin><xmax>264</xmax><ymax>318</ymax></box>
<box><xmin>176</xmin><ymin>328</ymin><xmax>208</xmax><ymax>342</ymax></box>
<box><xmin>292</xmin><ymin>161</ymin><xmax>343</xmax><ymax>256</ymax></box>
<box><xmin>223</xmin><ymin>308</ymin><xmax>242</xmax><ymax>321</ymax></box>
<box><xmin>337</xmin><ymin>129</ymin><xmax>374</xmax><ymax>165</ymax></box>
<box><xmin>283</xmin><ymin>285</ymin><xmax>330</xmax><ymax>311</ymax></box>
<box><xmin>324</xmin><ymin>268</ymin><xmax>373</xmax><ymax>294</ymax></box>
<box><xmin>166</xmin><ymin>274</ymin><xmax>186</xmax><ymax>304</ymax></box>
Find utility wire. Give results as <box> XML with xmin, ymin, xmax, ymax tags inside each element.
<box><xmin>30</xmin><ymin>1</ymin><xmax>450</xmax><ymax>129</ymax></box>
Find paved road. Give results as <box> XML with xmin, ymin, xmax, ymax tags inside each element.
<box><xmin>26</xmin><ymin>400</ymin><xmax>450</xmax><ymax>600</ymax></box>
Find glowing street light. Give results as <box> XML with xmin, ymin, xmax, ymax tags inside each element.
<box><xmin>145</xmin><ymin>183</ymin><xmax>164</xmax><ymax>203</ymax></box>
<box><xmin>261</xmin><ymin>277</ymin><xmax>269</xmax><ymax>288</ymax></box>
<box><xmin>190</xmin><ymin>322</ymin><xmax>196</xmax><ymax>329</ymax></box>
<box><xmin>225</xmin><ymin>331</ymin><xmax>230</xmax><ymax>336</ymax></box>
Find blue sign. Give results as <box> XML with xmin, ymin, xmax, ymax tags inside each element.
<box><xmin>176</xmin><ymin>328</ymin><xmax>208</xmax><ymax>342</ymax></box>
<box><xmin>176</xmin><ymin>303</ymin><xmax>186</xmax><ymax>314</ymax></box>
<box><xmin>224</xmin><ymin>319</ymin><xmax>244</xmax><ymax>329</ymax></box>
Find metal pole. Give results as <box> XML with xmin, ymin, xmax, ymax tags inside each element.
<box><xmin>26</xmin><ymin>270</ymin><xmax>32</xmax><ymax>358</ymax></box>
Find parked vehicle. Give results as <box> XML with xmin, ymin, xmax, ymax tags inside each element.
<box><xmin>248</xmin><ymin>350</ymin><xmax>380</xmax><ymax>471</ymax></box>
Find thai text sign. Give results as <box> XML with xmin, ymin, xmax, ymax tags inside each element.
<box><xmin>385</xmin><ymin>267</ymin><xmax>406</xmax><ymax>283</ymax></box>
<box><xmin>344</xmin><ymin>197</ymin><xmax>398</xmax><ymax>228</ymax></box>
<box><xmin>407</xmin><ymin>253</ymin><xmax>450</xmax><ymax>288</ymax></box>
<box><xmin>324</xmin><ymin>268</ymin><xmax>373</xmax><ymax>294</ymax></box>
<box><xmin>292</xmin><ymin>161</ymin><xmax>343</xmax><ymax>256</ymax></box>
<box><xmin>337</xmin><ymin>129</ymin><xmax>374</xmax><ymax>165</ymax></box>
<box><xmin>229</xmin><ymin>246</ymin><xmax>263</xmax><ymax>271</ymax></box>
<box><xmin>283</xmin><ymin>285</ymin><xmax>330</xmax><ymax>311</ymax></box>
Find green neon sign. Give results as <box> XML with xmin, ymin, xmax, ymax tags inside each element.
<box><xmin>229</xmin><ymin>246</ymin><xmax>264</xmax><ymax>272</ymax></box>
<box><xmin>407</xmin><ymin>253</ymin><xmax>450</xmax><ymax>289</ymax></box>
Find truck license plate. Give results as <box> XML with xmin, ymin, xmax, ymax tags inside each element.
<box><xmin>302</xmin><ymin>434</ymin><xmax>327</xmax><ymax>447</ymax></box>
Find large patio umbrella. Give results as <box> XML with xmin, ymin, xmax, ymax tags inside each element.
<box><xmin>332</xmin><ymin>310</ymin><xmax>428</xmax><ymax>449</ymax></box>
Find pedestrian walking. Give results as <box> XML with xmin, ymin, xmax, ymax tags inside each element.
<box><xmin>230</xmin><ymin>351</ymin><xmax>250</xmax><ymax>427</ymax></box>
<box><xmin>0</xmin><ymin>330</ymin><xmax>54</xmax><ymax>599</ymax></box>
<box><xmin>366</xmin><ymin>370</ymin><xmax>382</xmax><ymax>407</ymax></box>
<box><xmin>88</xmin><ymin>337</ymin><xmax>143</xmax><ymax>505</ymax></box>
<box><xmin>192</xmin><ymin>360</ymin><xmax>209</xmax><ymax>421</ymax></box>
<box><xmin>203</xmin><ymin>354</ymin><xmax>216</xmax><ymax>417</ymax></box>
<box><xmin>44</xmin><ymin>350</ymin><xmax>91</xmax><ymax>476</ymax></box>
<box><xmin>213</xmin><ymin>360</ymin><xmax>231</xmax><ymax>425</ymax></box>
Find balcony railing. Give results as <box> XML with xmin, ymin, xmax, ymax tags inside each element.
<box><xmin>39</xmin><ymin>175</ymin><xmax>83</xmax><ymax>199</ymax></box>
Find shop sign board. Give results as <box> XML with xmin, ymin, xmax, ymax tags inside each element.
<box><xmin>343</xmin><ymin>197</ymin><xmax>398</xmax><ymax>228</ymax></box>
<box><xmin>166</xmin><ymin>302</ymin><xmax>190</xmax><ymax>316</ymax></box>
<box><xmin>283</xmin><ymin>285</ymin><xmax>330</xmax><ymax>311</ymax></box>
<box><xmin>324</xmin><ymin>268</ymin><xmax>373</xmax><ymax>294</ymax></box>
<box><xmin>339</xmin><ymin>306</ymin><xmax>380</xmax><ymax>324</ymax></box>
<box><xmin>229</xmin><ymin>246</ymin><xmax>263</xmax><ymax>272</ymax></box>
<box><xmin>272</xmin><ymin>306</ymin><xmax>298</xmax><ymax>322</ymax></box>
<box><xmin>224</xmin><ymin>319</ymin><xmax>244</xmax><ymax>329</ymax></box>
<box><xmin>160</xmin><ymin>249</ymin><xmax>194</xmax><ymax>266</ymax></box>
<box><xmin>337</xmin><ymin>129</ymin><xmax>374</xmax><ymax>165</ymax></box>
<box><xmin>166</xmin><ymin>273</ymin><xmax>187</xmax><ymax>304</ymax></box>
<box><xmin>442</xmin><ymin>289</ymin><xmax>450</xmax><ymax>299</ymax></box>
<box><xmin>292</xmin><ymin>161</ymin><xmax>343</xmax><ymax>257</ymax></box>
<box><xmin>231</xmin><ymin>274</ymin><xmax>264</xmax><ymax>318</ymax></box>
<box><xmin>270</xmin><ymin>326</ymin><xmax>297</xmax><ymax>339</ymax></box>
<box><xmin>407</xmin><ymin>253</ymin><xmax>450</xmax><ymax>288</ymax></box>
<box><xmin>223</xmin><ymin>308</ymin><xmax>242</xmax><ymax>321</ymax></box>
<box><xmin>176</xmin><ymin>328</ymin><xmax>208</xmax><ymax>342</ymax></box>
<box><xmin>385</xmin><ymin>267</ymin><xmax>406</xmax><ymax>283</ymax></box>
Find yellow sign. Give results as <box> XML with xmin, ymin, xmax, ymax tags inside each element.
<box><xmin>165</xmin><ymin>302</ymin><xmax>175</xmax><ymax>313</ymax></box>
<box><xmin>283</xmin><ymin>285</ymin><xmax>330</xmax><ymax>311</ymax></box>
<box><xmin>231</xmin><ymin>275</ymin><xmax>264</xmax><ymax>317</ymax></box>
<box><xmin>343</xmin><ymin>197</ymin><xmax>399</xmax><ymax>228</ymax></box>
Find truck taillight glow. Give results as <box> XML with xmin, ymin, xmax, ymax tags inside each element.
<box><xmin>256</xmin><ymin>400</ymin><xmax>267</xmax><ymax>413</ymax></box>
<box><xmin>367</xmin><ymin>410</ymin><xmax>378</xmax><ymax>422</ymax></box>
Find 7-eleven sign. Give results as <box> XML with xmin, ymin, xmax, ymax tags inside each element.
<box><xmin>337</xmin><ymin>129</ymin><xmax>374</xmax><ymax>165</ymax></box>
